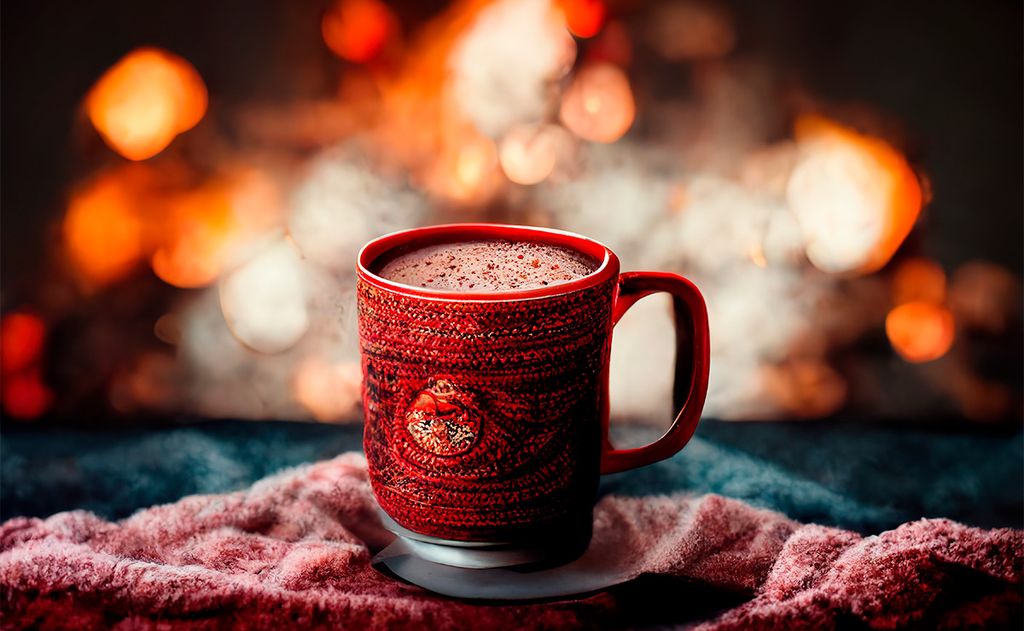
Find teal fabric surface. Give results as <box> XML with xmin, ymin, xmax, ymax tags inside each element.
<box><xmin>2</xmin><ymin>420</ymin><xmax>1021</xmax><ymax>533</ymax></box>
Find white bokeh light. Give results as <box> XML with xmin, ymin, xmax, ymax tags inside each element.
<box><xmin>220</xmin><ymin>237</ymin><xmax>310</xmax><ymax>355</ymax></box>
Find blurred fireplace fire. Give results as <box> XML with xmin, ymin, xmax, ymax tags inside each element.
<box><xmin>1</xmin><ymin>0</ymin><xmax>1020</xmax><ymax>425</ymax></box>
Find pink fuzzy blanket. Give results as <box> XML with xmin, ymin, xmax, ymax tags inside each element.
<box><xmin>1</xmin><ymin>453</ymin><xmax>1021</xmax><ymax>629</ymax></box>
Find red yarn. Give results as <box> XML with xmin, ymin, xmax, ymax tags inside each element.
<box><xmin>1</xmin><ymin>454</ymin><xmax>1020</xmax><ymax>629</ymax></box>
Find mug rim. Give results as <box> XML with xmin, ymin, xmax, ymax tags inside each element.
<box><xmin>357</xmin><ymin>223</ymin><xmax>620</xmax><ymax>302</ymax></box>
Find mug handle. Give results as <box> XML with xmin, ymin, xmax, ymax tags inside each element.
<box><xmin>600</xmin><ymin>271</ymin><xmax>711</xmax><ymax>474</ymax></box>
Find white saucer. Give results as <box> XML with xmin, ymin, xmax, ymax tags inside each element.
<box><xmin>371</xmin><ymin>520</ymin><xmax>637</xmax><ymax>601</ymax></box>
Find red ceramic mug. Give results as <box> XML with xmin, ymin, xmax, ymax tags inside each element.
<box><xmin>357</xmin><ymin>224</ymin><xmax>709</xmax><ymax>562</ymax></box>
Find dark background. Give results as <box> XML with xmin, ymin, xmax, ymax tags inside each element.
<box><xmin>3</xmin><ymin>0</ymin><xmax>1022</xmax><ymax>294</ymax></box>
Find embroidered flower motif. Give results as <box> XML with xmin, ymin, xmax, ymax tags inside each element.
<box><xmin>404</xmin><ymin>378</ymin><xmax>479</xmax><ymax>456</ymax></box>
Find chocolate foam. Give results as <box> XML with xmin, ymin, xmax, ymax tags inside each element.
<box><xmin>377</xmin><ymin>239</ymin><xmax>596</xmax><ymax>291</ymax></box>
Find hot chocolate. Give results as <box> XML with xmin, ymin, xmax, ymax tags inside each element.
<box><xmin>376</xmin><ymin>239</ymin><xmax>596</xmax><ymax>291</ymax></box>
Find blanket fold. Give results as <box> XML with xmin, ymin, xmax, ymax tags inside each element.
<box><xmin>1</xmin><ymin>453</ymin><xmax>1020</xmax><ymax>629</ymax></box>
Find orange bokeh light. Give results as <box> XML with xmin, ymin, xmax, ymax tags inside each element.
<box><xmin>557</xmin><ymin>0</ymin><xmax>606</xmax><ymax>38</ymax></box>
<box><xmin>498</xmin><ymin>124</ymin><xmax>570</xmax><ymax>186</ymax></box>
<box><xmin>63</xmin><ymin>165</ymin><xmax>262</xmax><ymax>289</ymax></box>
<box><xmin>86</xmin><ymin>48</ymin><xmax>207</xmax><ymax>161</ymax></box>
<box><xmin>293</xmin><ymin>358</ymin><xmax>362</xmax><ymax>422</ymax></box>
<box><xmin>0</xmin><ymin>312</ymin><xmax>46</xmax><ymax>375</ymax></box>
<box><xmin>64</xmin><ymin>173</ymin><xmax>145</xmax><ymax>285</ymax></box>
<box><xmin>885</xmin><ymin>301</ymin><xmax>955</xmax><ymax>363</ymax></box>
<box><xmin>2</xmin><ymin>371</ymin><xmax>54</xmax><ymax>419</ymax></box>
<box><xmin>322</xmin><ymin>0</ymin><xmax>396</xmax><ymax>63</ymax></box>
<box><xmin>423</xmin><ymin>129</ymin><xmax>501</xmax><ymax>203</ymax></box>
<box><xmin>892</xmin><ymin>257</ymin><xmax>946</xmax><ymax>306</ymax></box>
<box><xmin>151</xmin><ymin>185</ymin><xmax>235</xmax><ymax>289</ymax></box>
<box><xmin>789</xmin><ymin>115</ymin><xmax>922</xmax><ymax>274</ymax></box>
<box><xmin>560</xmin><ymin>63</ymin><xmax>635</xmax><ymax>144</ymax></box>
<box><xmin>455</xmin><ymin>136</ymin><xmax>498</xmax><ymax>189</ymax></box>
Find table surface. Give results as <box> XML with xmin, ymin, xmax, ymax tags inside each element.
<box><xmin>2</xmin><ymin>419</ymin><xmax>1021</xmax><ymax>533</ymax></box>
